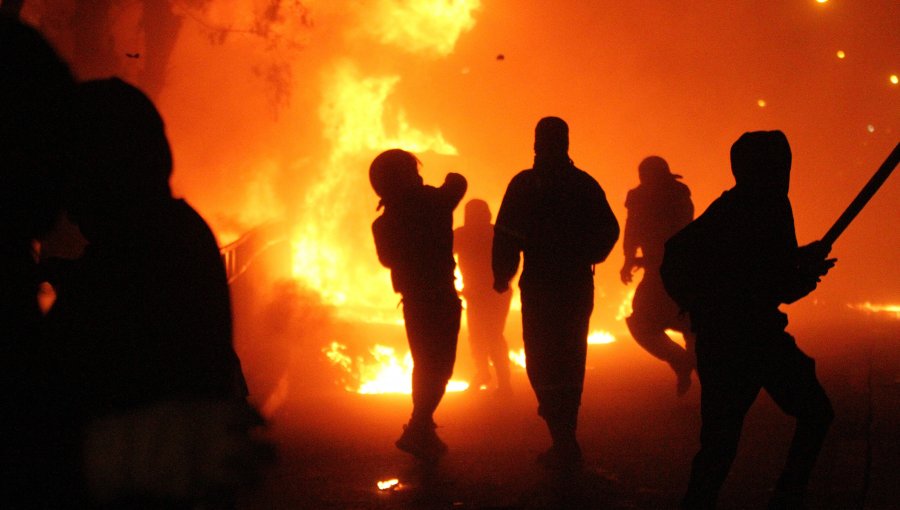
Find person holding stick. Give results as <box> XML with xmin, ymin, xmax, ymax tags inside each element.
<box><xmin>661</xmin><ymin>130</ymin><xmax>836</xmax><ymax>509</ymax></box>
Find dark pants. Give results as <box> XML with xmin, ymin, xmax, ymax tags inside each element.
<box><xmin>682</xmin><ymin>330</ymin><xmax>834</xmax><ymax>509</ymax></box>
<box><xmin>521</xmin><ymin>282</ymin><xmax>593</xmax><ymax>444</ymax></box>
<box><xmin>403</xmin><ymin>292</ymin><xmax>462</xmax><ymax>428</ymax></box>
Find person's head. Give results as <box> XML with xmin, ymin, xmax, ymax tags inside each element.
<box><xmin>730</xmin><ymin>130</ymin><xmax>792</xmax><ymax>195</ymax></box>
<box><xmin>637</xmin><ymin>156</ymin><xmax>680</xmax><ymax>185</ymax></box>
<box><xmin>464</xmin><ymin>199</ymin><xmax>491</xmax><ymax>226</ymax></box>
<box><xmin>533</xmin><ymin>116</ymin><xmax>569</xmax><ymax>159</ymax></box>
<box><xmin>67</xmin><ymin>78</ymin><xmax>173</xmax><ymax>238</ymax></box>
<box><xmin>0</xmin><ymin>15</ymin><xmax>75</xmax><ymax>240</ymax></box>
<box><xmin>369</xmin><ymin>149</ymin><xmax>423</xmax><ymax>204</ymax></box>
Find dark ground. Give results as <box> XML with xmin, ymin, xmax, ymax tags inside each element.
<box><xmin>235</xmin><ymin>309</ymin><xmax>899</xmax><ymax>510</ymax></box>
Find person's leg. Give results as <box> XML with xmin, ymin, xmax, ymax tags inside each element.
<box><xmin>629</xmin><ymin>280</ymin><xmax>694</xmax><ymax>393</ymax></box>
<box><xmin>483</xmin><ymin>291</ymin><xmax>512</xmax><ymax>393</ymax></box>
<box><xmin>522</xmin><ymin>284</ymin><xmax>591</xmax><ymax>467</ymax></box>
<box><xmin>682</xmin><ymin>342</ymin><xmax>760</xmax><ymax>509</ymax></box>
<box><xmin>762</xmin><ymin>334</ymin><xmax>834</xmax><ymax>508</ymax></box>
<box><xmin>403</xmin><ymin>295</ymin><xmax>461</xmax><ymax>431</ymax></box>
<box><xmin>465</xmin><ymin>298</ymin><xmax>492</xmax><ymax>388</ymax></box>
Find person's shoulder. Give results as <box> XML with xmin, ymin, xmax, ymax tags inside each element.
<box><xmin>570</xmin><ymin>166</ymin><xmax>605</xmax><ymax>196</ymax></box>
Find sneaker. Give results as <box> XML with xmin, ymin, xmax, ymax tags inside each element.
<box><xmin>395</xmin><ymin>423</ymin><xmax>448</xmax><ymax>461</ymax></box>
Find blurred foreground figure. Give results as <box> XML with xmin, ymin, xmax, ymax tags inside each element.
<box><xmin>454</xmin><ymin>199</ymin><xmax>513</xmax><ymax>395</ymax></box>
<box><xmin>43</xmin><ymin>78</ymin><xmax>271</xmax><ymax>507</ymax></box>
<box><xmin>620</xmin><ymin>156</ymin><xmax>696</xmax><ymax>395</ymax></box>
<box><xmin>370</xmin><ymin>149</ymin><xmax>467</xmax><ymax>461</ymax></box>
<box><xmin>661</xmin><ymin>131</ymin><xmax>835</xmax><ymax>510</ymax></box>
<box><xmin>0</xmin><ymin>12</ymin><xmax>78</xmax><ymax>506</ymax></box>
<box><xmin>493</xmin><ymin>117</ymin><xmax>619</xmax><ymax>470</ymax></box>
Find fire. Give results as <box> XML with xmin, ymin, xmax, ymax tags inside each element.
<box><xmin>588</xmin><ymin>330</ymin><xmax>617</xmax><ymax>345</ymax></box>
<box><xmin>507</xmin><ymin>329</ymin><xmax>617</xmax><ymax>370</ymax></box>
<box><xmin>289</xmin><ymin>1</ymin><xmax>478</xmax><ymax>321</ymax></box>
<box><xmin>850</xmin><ymin>302</ymin><xmax>900</xmax><ymax>318</ymax></box>
<box><xmin>362</xmin><ymin>0</ymin><xmax>481</xmax><ymax>56</ymax></box>
<box><xmin>324</xmin><ymin>342</ymin><xmax>469</xmax><ymax>394</ymax></box>
<box><xmin>377</xmin><ymin>478</ymin><xmax>402</xmax><ymax>491</ymax></box>
<box><xmin>509</xmin><ymin>347</ymin><xmax>527</xmax><ymax>369</ymax></box>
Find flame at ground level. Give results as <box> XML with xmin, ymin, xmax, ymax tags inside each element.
<box><xmin>324</xmin><ymin>342</ymin><xmax>469</xmax><ymax>394</ymax></box>
<box><xmin>326</xmin><ymin>329</ymin><xmax>617</xmax><ymax>393</ymax></box>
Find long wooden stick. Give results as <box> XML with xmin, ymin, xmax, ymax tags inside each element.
<box><xmin>821</xmin><ymin>142</ymin><xmax>900</xmax><ymax>247</ymax></box>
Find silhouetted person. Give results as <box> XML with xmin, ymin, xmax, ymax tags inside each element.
<box><xmin>661</xmin><ymin>131</ymin><xmax>835</xmax><ymax>510</ymax></box>
<box><xmin>43</xmin><ymin>78</ymin><xmax>266</xmax><ymax>507</ymax></box>
<box><xmin>1</xmin><ymin>13</ymin><xmax>78</xmax><ymax>507</ymax></box>
<box><xmin>493</xmin><ymin>117</ymin><xmax>619</xmax><ymax>470</ymax></box>
<box><xmin>454</xmin><ymin>199</ymin><xmax>512</xmax><ymax>395</ymax></box>
<box><xmin>621</xmin><ymin>156</ymin><xmax>696</xmax><ymax>395</ymax></box>
<box><xmin>370</xmin><ymin>149</ymin><xmax>467</xmax><ymax>461</ymax></box>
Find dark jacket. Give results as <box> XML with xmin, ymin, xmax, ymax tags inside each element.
<box><xmin>372</xmin><ymin>173</ymin><xmax>467</xmax><ymax>299</ymax></box>
<box><xmin>661</xmin><ymin>188</ymin><xmax>815</xmax><ymax>334</ymax></box>
<box><xmin>493</xmin><ymin>163</ymin><xmax>619</xmax><ymax>292</ymax></box>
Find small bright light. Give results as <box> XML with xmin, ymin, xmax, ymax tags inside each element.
<box><xmin>890</xmin><ymin>74</ymin><xmax>899</xmax><ymax>85</ymax></box>
<box><xmin>588</xmin><ymin>330</ymin><xmax>616</xmax><ymax>345</ymax></box>
<box><xmin>836</xmin><ymin>50</ymin><xmax>845</xmax><ymax>59</ymax></box>
<box><xmin>816</xmin><ymin>0</ymin><xmax>828</xmax><ymax>4</ymax></box>
<box><xmin>867</xmin><ymin>124</ymin><xmax>875</xmax><ymax>133</ymax></box>
<box><xmin>757</xmin><ymin>99</ymin><xmax>767</xmax><ymax>108</ymax></box>
<box><xmin>377</xmin><ymin>479</ymin><xmax>400</xmax><ymax>491</ymax></box>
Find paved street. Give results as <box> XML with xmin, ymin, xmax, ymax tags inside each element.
<box><xmin>236</xmin><ymin>308</ymin><xmax>899</xmax><ymax>510</ymax></box>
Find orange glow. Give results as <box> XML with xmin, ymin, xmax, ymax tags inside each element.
<box><xmin>377</xmin><ymin>478</ymin><xmax>401</xmax><ymax>491</ymax></box>
<box><xmin>23</xmin><ymin>1</ymin><xmax>899</xmax><ymax>402</ymax></box>
<box><xmin>616</xmin><ymin>289</ymin><xmax>636</xmax><ymax>321</ymax></box>
<box><xmin>588</xmin><ymin>330</ymin><xmax>617</xmax><ymax>345</ymax></box>
<box><xmin>324</xmin><ymin>342</ymin><xmax>469</xmax><ymax>394</ymax></box>
<box><xmin>361</xmin><ymin>0</ymin><xmax>481</xmax><ymax>57</ymax></box>
<box><xmin>850</xmin><ymin>302</ymin><xmax>900</xmax><ymax>318</ymax></box>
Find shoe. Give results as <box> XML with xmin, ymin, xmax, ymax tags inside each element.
<box><xmin>395</xmin><ymin>423</ymin><xmax>448</xmax><ymax>461</ymax></box>
<box><xmin>536</xmin><ymin>441</ymin><xmax>583</xmax><ymax>472</ymax></box>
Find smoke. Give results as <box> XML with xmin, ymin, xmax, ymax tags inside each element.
<box><xmin>23</xmin><ymin>1</ymin><xmax>900</xmax><ymax>347</ymax></box>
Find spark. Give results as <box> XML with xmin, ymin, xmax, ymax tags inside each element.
<box><xmin>836</xmin><ymin>50</ymin><xmax>845</xmax><ymax>59</ymax></box>
<box><xmin>377</xmin><ymin>478</ymin><xmax>401</xmax><ymax>491</ymax></box>
<box><xmin>757</xmin><ymin>99</ymin><xmax>767</xmax><ymax>108</ymax></box>
<box><xmin>890</xmin><ymin>74</ymin><xmax>899</xmax><ymax>85</ymax></box>
<box><xmin>867</xmin><ymin>124</ymin><xmax>875</xmax><ymax>133</ymax></box>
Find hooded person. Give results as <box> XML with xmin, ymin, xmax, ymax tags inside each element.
<box><xmin>493</xmin><ymin>116</ymin><xmax>619</xmax><ymax>470</ymax></box>
<box><xmin>369</xmin><ymin>149</ymin><xmax>467</xmax><ymax>461</ymax></box>
<box><xmin>661</xmin><ymin>130</ymin><xmax>835</xmax><ymax>509</ymax></box>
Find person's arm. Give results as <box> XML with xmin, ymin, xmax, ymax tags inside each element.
<box><xmin>440</xmin><ymin>172</ymin><xmax>467</xmax><ymax>210</ymax></box>
<box><xmin>492</xmin><ymin>179</ymin><xmax>524</xmax><ymax>293</ymax></box>
<box><xmin>620</xmin><ymin>191</ymin><xmax>638</xmax><ymax>284</ymax></box>
<box><xmin>588</xmin><ymin>183</ymin><xmax>620</xmax><ymax>265</ymax></box>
